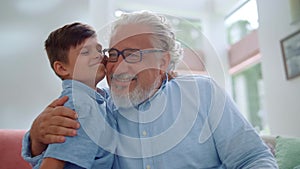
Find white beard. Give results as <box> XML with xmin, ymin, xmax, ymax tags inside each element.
<box><xmin>111</xmin><ymin>76</ymin><xmax>161</xmax><ymax>108</ymax></box>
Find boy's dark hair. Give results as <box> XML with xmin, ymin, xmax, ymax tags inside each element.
<box><xmin>45</xmin><ymin>22</ymin><xmax>96</xmax><ymax>75</ymax></box>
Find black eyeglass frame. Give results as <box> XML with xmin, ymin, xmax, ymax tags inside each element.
<box><xmin>103</xmin><ymin>48</ymin><xmax>166</xmax><ymax>63</ymax></box>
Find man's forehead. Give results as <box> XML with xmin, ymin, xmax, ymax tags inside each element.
<box><xmin>110</xmin><ymin>24</ymin><xmax>154</xmax><ymax>45</ymax></box>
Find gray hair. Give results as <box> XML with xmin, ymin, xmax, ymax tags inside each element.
<box><xmin>111</xmin><ymin>10</ymin><xmax>183</xmax><ymax>71</ymax></box>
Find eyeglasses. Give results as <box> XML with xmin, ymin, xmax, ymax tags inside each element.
<box><xmin>103</xmin><ymin>48</ymin><xmax>165</xmax><ymax>63</ymax></box>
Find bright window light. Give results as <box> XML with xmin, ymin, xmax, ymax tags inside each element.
<box><xmin>225</xmin><ymin>0</ymin><xmax>259</xmax><ymax>29</ymax></box>
<box><xmin>115</xmin><ymin>10</ymin><xmax>124</xmax><ymax>17</ymax></box>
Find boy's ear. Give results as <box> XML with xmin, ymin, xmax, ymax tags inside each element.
<box><xmin>53</xmin><ymin>61</ymin><xmax>70</xmax><ymax>78</ymax></box>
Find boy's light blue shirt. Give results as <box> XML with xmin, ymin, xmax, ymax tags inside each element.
<box><xmin>23</xmin><ymin>80</ymin><xmax>115</xmax><ymax>169</ymax></box>
<box><xmin>22</xmin><ymin>76</ymin><xmax>278</xmax><ymax>169</ymax></box>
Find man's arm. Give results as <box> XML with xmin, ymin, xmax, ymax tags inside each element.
<box><xmin>29</xmin><ymin>96</ymin><xmax>80</xmax><ymax>156</ymax></box>
<box><xmin>207</xmin><ymin>80</ymin><xmax>278</xmax><ymax>168</ymax></box>
<box><xmin>40</xmin><ymin>158</ymin><xmax>65</xmax><ymax>169</ymax></box>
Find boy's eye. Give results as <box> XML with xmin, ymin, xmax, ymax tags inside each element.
<box><xmin>80</xmin><ymin>49</ymin><xmax>89</xmax><ymax>55</ymax></box>
<box><xmin>96</xmin><ymin>45</ymin><xmax>102</xmax><ymax>53</ymax></box>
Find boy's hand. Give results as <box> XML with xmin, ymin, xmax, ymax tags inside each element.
<box><xmin>30</xmin><ymin>96</ymin><xmax>80</xmax><ymax>156</ymax></box>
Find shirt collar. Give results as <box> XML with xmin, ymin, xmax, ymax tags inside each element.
<box><xmin>62</xmin><ymin>79</ymin><xmax>105</xmax><ymax>101</ymax></box>
<box><xmin>139</xmin><ymin>73</ymin><xmax>168</xmax><ymax>106</ymax></box>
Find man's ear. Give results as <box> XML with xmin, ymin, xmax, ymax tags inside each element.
<box><xmin>53</xmin><ymin>61</ymin><xmax>70</xmax><ymax>78</ymax></box>
<box><xmin>159</xmin><ymin>52</ymin><xmax>171</xmax><ymax>74</ymax></box>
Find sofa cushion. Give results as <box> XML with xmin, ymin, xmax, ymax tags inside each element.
<box><xmin>0</xmin><ymin>129</ymin><xmax>31</xmax><ymax>169</ymax></box>
<box><xmin>261</xmin><ymin>135</ymin><xmax>276</xmax><ymax>156</ymax></box>
<box><xmin>275</xmin><ymin>136</ymin><xmax>300</xmax><ymax>169</ymax></box>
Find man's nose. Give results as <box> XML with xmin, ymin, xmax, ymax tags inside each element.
<box><xmin>111</xmin><ymin>55</ymin><xmax>131</xmax><ymax>73</ymax></box>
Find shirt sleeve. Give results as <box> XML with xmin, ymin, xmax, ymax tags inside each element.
<box><xmin>42</xmin><ymin>99</ymin><xmax>100</xmax><ymax>169</ymax></box>
<box><xmin>21</xmin><ymin>131</ymin><xmax>44</xmax><ymax>167</ymax></box>
<box><xmin>207</xmin><ymin>80</ymin><xmax>278</xmax><ymax>168</ymax></box>
<box><xmin>43</xmin><ymin>126</ymin><xmax>99</xmax><ymax>168</ymax></box>
<box><xmin>43</xmin><ymin>87</ymin><xmax>115</xmax><ymax>169</ymax></box>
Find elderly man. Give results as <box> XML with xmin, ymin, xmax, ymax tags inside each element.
<box><xmin>22</xmin><ymin>11</ymin><xmax>277</xmax><ymax>168</ymax></box>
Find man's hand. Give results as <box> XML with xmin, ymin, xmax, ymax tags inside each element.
<box><xmin>168</xmin><ymin>71</ymin><xmax>178</xmax><ymax>80</ymax></box>
<box><xmin>30</xmin><ymin>96</ymin><xmax>80</xmax><ymax>156</ymax></box>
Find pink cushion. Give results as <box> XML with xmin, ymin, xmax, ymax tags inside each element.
<box><xmin>0</xmin><ymin>129</ymin><xmax>31</xmax><ymax>169</ymax></box>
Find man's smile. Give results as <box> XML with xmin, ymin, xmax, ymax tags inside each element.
<box><xmin>110</xmin><ymin>73</ymin><xmax>138</xmax><ymax>89</ymax></box>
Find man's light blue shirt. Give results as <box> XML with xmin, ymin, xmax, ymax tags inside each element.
<box><xmin>109</xmin><ymin>75</ymin><xmax>277</xmax><ymax>169</ymax></box>
<box><xmin>22</xmin><ymin>76</ymin><xmax>277</xmax><ymax>168</ymax></box>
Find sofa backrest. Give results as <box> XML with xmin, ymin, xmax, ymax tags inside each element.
<box><xmin>0</xmin><ymin>129</ymin><xmax>31</xmax><ymax>169</ymax></box>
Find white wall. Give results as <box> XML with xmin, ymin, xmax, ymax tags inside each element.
<box><xmin>0</xmin><ymin>0</ymin><xmax>114</xmax><ymax>129</ymax></box>
<box><xmin>257</xmin><ymin>0</ymin><xmax>300</xmax><ymax>137</ymax></box>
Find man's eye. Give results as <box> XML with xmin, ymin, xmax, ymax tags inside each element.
<box><xmin>109</xmin><ymin>53</ymin><xmax>117</xmax><ymax>57</ymax></box>
<box><xmin>129</xmin><ymin>53</ymin><xmax>139</xmax><ymax>58</ymax></box>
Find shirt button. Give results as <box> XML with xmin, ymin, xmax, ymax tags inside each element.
<box><xmin>142</xmin><ymin>130</ymin><xmax>147</xmax><ymax>136</ymax></box>
<box><xmin>146</xmin><ymin>165</ymin><xmax>151</xmax><ymax>169</ymax></box>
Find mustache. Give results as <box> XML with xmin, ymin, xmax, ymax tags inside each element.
<box><xmin>110</xmin><ymin>73</ymin><xmax>137</xmax><ymax>81</ymax></box>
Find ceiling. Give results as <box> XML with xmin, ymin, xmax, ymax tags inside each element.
<box><xmin>0</xmin><ymin>0</ymin><xmax>244</xmax><ymax>24</ymax></box>
<box><xmin>115</xmin><ymin>0</ymin><xmax>242</xmax><ymax>20</ymax></box>
<box><xmin>0</xmin><ymin>0</ymin><xmax>247</xmax><ymax>61</ymax></box>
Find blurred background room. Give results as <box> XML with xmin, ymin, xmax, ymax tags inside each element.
<box><xmin>0</xmin><ymin>0</ymin><xmax>300</xmax><ymax>138</ymax></box>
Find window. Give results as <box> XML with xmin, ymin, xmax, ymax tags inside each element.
<box><xmin>166</xmin><ymin>16</ymin><xmax>202</xmax><ymax>49</ymax></box>
<box><xmin>232</xmin><ymin>63</ymin><xmax>269</xmax><ymax>133</ymax></box>
<box><xmin>226</xmin><ymin>0</ymin><xmax>269</xmax><ymax>134</ymax></box>
<box><xmin>225</xmin><ymin>0</ymin><xmax>259</xmax><ymax>44</ymax></box>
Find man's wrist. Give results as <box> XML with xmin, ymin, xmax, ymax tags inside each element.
<box><xmin>22</xmin><ymin>131</ymin><xmax>45</xmax><ymax>166</ymax></box>
<box><xmin>30</xmin><ymin>135</ymin><xmax>47</xmax><ymax>157</ymax></box>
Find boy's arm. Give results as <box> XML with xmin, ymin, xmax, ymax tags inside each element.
<box><xmin>40</xmin><ymin>158</ymin><xmax>65</xmax><ymax>169</ymax></box>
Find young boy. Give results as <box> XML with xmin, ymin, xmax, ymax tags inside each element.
<box><xmin>37</xmin><ymin>22</ymin><xmax>115</xmax><ymax>169</ymax></box>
